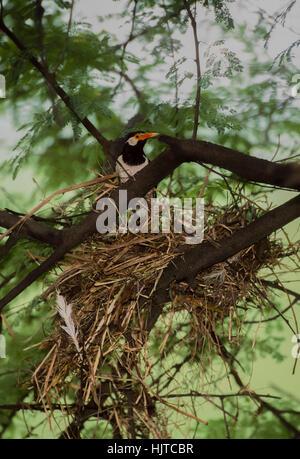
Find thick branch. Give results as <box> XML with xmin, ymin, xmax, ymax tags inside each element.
<box><xmin>0</xmin><ymin>210</ymin><xmax>63</xmax><ymax>249</ymax></box>
<box><xmin>0</xmin><ymin>233</ymin><xmax>19</xmax><ymax>259</ymax></box>
<box><xmin>159</xmin><ymin>135</ymin><xmax>300</xmax><ymax>190</ymax></box>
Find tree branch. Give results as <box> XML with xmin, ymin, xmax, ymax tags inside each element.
<box><xmin>0</xmin><ymin>210</ymin><xmax>63</xmax><ymax>250</ymax></box>
<box><xmin>183</xmin><ymin>0</ymin><xmax>201</xmax><ymax>139</ymax></box>
<box><xmin>0</xmin><ymin>11</ymin><xmax>111</xmax><ymax>153</ymax></box>
<box><xmin>209</xmin><ymin>332</ymin><xmax>300</xmax><ymax>438</ymax></box>
<box><xmin>112</xmin><ymin>0</ymin><xmax>139</xmax><ymax>98</ymax></box>
<box><xmin>111</xmin><ymin>69</ymin><xmax>142</xmax><ymax>101</ymax></box>
<box><xmin>0</xmin><ymin>233</ymin><xmax>19</xmax><ymax>260</ymax></box>
<box><xmin>161</xmin><ymin>391</ymin><xmax>281</xmax><ymax>400</ymax></box>
<box><xmin>159</xmin><ymin>135</ymin><xmax>300</xmax><ymax>190</ymax></box>
<box><xmin>53</xmin><ymin>0</ymin><xmax>75</xmax><ymax>72</ymax></box>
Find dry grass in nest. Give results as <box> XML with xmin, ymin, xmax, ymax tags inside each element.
<box><xmin>29</xmin><ymin>179</ymin><xmax>285</xmax><ymax>437</ymax></box>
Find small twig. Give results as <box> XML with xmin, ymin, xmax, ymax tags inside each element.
<box><xmin>183</xmin><ymin>0</ymin><xmax>201</xmax><ymax>139</ymax></box>
<box><xmin>210</xmin><ymin>332</ymin><xmax>300</xmax><ymax>438</ymax></box>
<box><xmin>111</xmin><ymin>69</ymin><xmax>142</xmax><ymax>101</ymax></box>
<box><xmin>221</xmin><ymin>398</ymin><xmax>231</xmax><ymax>439</ymax></box>
<box><xmin>271</xmin><ymin>135</ymin><xmax>281</xmax><ymax>161</ymax></box>
<box><xmin>198</xmin><ymin>170</ymin><xmax>211</xmax><ymax>198</ymax></box>
<box><xmin>116</xmin><ymin>356</ymin><xmax>208</xmax><ymax>425</ymax></box>
<box><xmin>0</xmin><ymin>174</ymin><xmax>117</xmax><ymax>243</ymax></box>
<box><xmin>245</xmin><ymin>298</ymin><xmax>299</xmax><ymax>325</ymax></box>
<box><xmin>113</xmin><ymin>0</ymin><xmax>139</xmax><ymax>97</ymax></box>
<box><xmin>4</xmin><ymin>207</ymin><xmax>87</xmax><ymax>226</ymax></box>
<box><xmin>163</xmin><ymin>1</ymin><xmax>180</xmax><ymax>131</ymax></box>
<box><xmin>53</xmin><ymin>0</ymin><xmax>75</xmax><ymax>72</ymax></box>
<box><xmin>161</xmin><ymin>391</ymin><xmax>281</xmax><ymax>400</ymax></box>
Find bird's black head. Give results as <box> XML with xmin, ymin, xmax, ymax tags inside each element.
<box><xmin>121</xmin><ymin>131</ymin><xmax>159</xmax><ymax>165</ymax></box>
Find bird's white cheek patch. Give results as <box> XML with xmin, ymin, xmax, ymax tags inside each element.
<box><xmin>127</xmin><ymin>137</ymin><xmax>138</xmax><ymax>146</ymax></box>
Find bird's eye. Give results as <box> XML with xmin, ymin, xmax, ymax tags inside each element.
<box><xmin>127</xmin><ymin>135</ymin><xmax>139</xmax><ymax>146</ymax></box>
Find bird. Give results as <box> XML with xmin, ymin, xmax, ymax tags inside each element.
<box><xmin>115</xmin><ymin>131</ymin><xmax>159</xmax><ymax>184</ymax></box>
<box><xmin>115</xmin><ymin>131</ymin><xmax>159</xmax><ymax>231</ymax></box>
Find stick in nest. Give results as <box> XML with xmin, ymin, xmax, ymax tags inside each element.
<box><xmin>0</xmin><ymin>173</ymin><xmax>118</xmax><ymax>243</ymax></box>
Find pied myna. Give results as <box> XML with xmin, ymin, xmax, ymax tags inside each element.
<box><xmin>116</xmin><ymin>131</ymin><xmax>159</xmax><ymax>184</ymax></box>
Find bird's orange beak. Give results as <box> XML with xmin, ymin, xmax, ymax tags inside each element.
<box><xmin>138</xmin><ymin>132</ymin><xmax>159</xmax><ymax>140</ymax></box>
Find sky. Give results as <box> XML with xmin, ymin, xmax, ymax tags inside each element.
<box><xmin>73</xmin><ymin>0</ymin><xmax>300</xmax><ymax>72</ymax></box>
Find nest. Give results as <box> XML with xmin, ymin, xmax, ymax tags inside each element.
<box><xmin>29</xmin><ymin>178</ymin><xmax>285</xmax><ymax>438</ymax></box>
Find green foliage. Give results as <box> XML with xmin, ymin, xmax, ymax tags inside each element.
<box><xmin>195</xmin><ymin>399</ymin><xmax>300</xmax><ymax>439</ymax></box>
<box><xmin>0</xmin><ymin>296</ymin><xmax>49</xmax><ymax>437</ymax></box>
<box><xmin>205</xmin><ymin>0</ymin><xmax>235</xmax><ymax>30</ymax></box>
<box><xmin>10</xmin><ymin>110</ymin><xmax>53</xmax><ymax>178</ymax></box>
<box><xmin>54</xmin><ymin>0</ymin><xmax>73</xmax><ymax>9</ymax></box>
<box><xmin>275</xmin><ymin>39</ymin><xmax>300</xmax><ymax>66</ymax></box>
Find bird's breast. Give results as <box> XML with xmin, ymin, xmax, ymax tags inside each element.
<box><xmin>116</xmin><ymin>155</ymin><xmax>149</xmax><ymax>183</ymax></box>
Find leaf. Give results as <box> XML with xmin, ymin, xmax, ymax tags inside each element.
<box><xmin>54</xmin><ymin>0</ymin><xmax>72</xmax><ymax>9</ymax></box>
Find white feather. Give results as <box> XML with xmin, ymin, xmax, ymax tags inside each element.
<box><xmin>56</xmin><ymin>293</ymin><xmax>80</xmax><ymax>352</ymax></box>
<box><xmin>0</xmin><ymin>334</ymin><xmax>6</xmax><ymax>358</ymax></box>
